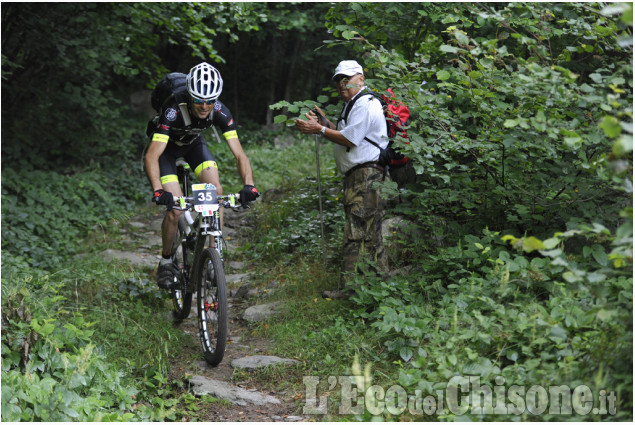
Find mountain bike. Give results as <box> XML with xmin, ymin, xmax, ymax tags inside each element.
<box><xmin>165</xmin><ymin>160</ymin><xmax>243</xmax><ymax>366</ymax></box>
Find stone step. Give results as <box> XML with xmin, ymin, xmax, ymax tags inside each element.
<box><xmin>189</xmin><ymin>375</ymin><xmax>281</xmax><ymax>406</ymax></box>
<box><xmin>231</xmin><ymin>355</ymin><xmax>299</xmax><ymax>370</ymax></box>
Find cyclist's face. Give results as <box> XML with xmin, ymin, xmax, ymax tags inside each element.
<box><xmin>191</xmin><ymin>100</ymin><xmax>213</xmax><ymax>119</ymax></box>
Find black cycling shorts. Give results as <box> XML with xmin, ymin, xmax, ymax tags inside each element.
<box><xmin>158</xmin><ymin>136</ymin><xmax>217</xmax><ymax>186</ymax></box>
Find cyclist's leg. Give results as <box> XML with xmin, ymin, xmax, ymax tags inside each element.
<box><xmin>158</xmin><ymin>148</ymin><xmax>185</xmax><ymax>257</ymax></box>
<box><xmin>185</xmin><ymin>137</ymin><xmax>225</xmax><ymax>228</ymax></box>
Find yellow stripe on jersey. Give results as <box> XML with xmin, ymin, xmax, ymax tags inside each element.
<box><xmin>223</xmin><ymin>130</ymin><xmax>238</xmax><ymax>141</ymax></box>
<box><xmin>160</xmin><ymin>174</ymin><xmax>179</xmax><ymax>185</ymax></box>
<box><xmin>195</xmin><ymin>161</ymin><xmax>218</xmax><ymax>177</ymax></box>
<box><xmin>152</xmin><ymin>133</ymin><xmax>170</xmax><ymax>144</ymax></box>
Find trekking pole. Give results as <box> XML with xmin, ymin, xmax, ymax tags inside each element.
<box><xmin>315</xmin><ymin>133</ymin><xmax>327</xmax><ymax>264</ymax></box>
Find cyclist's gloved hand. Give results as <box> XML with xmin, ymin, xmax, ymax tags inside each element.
<box><xmin>153</xmin><ymin>189</ymin><xmax>174</xmax><ymax>211</ymax></box>
<box><xmin>239</xmin><ymin>185</ymin><xmax>259</xmax><ymax>207</ymax></box>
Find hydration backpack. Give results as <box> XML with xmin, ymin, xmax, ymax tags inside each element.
<box><xmin>150</xmin><ymin>72</ymin><xmax>189</xmax><ymax>112</ymax></box>
<box><xmin>340</xmin><ymin>88</ymin><xmax>416</xmax><ymax>188</ymax></box>
<box><xmin>146</xmin><ymin>72</ymin><xmax>192</xmax><ymax>138</ymax></box>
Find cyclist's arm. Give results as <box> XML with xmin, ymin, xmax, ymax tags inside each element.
<box><xmin>213</xmin><ymin>101</ymin><xmax>255</xmax><ymax>186</ymax></box>
<box><xmin>226</xmin><ymin>137</ymin><xmax>254</xmax><ymax>186</ymax></box>
<box><xmin>145</xmin><ymin>138</ymin><xmax>168</xmax><ymax>191</ymax></box>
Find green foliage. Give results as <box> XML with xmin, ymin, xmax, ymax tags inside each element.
<box><xmin>262</xmin><ymin>2</ymin><xmax>633</xmax><ymax>420</ymax></box>
<box><xmin>242</xmin><ymin>170</ymin><xmax>344</xmax><ymax>263</ymax></box>
<box><xmin>1</xmin><ymin>3</ymin><xmax>265</xmax><ymax>169</ymax></box>
<box><xmin>1</xmin><ymin>277</ymin><xmax>140</xmax><ymax>421</ymax></box>
<box><xmin>1</xmin><ymin>2</ymin><xmax>632</xmax><ymax>421</ymax></box>
<box><xmin>1</xmin><ymin>160</ymin><xmax>147</xmax><ymax>272</ymax></box>
<box><xmin>1</xmin><ymin>253</ymin><xmax>214</xmax><ymax>421</ymax></box>
<box><xmin>348</xmin><ymin>226</ymin><xmax>632</xmax><ymax>420</ymax></box>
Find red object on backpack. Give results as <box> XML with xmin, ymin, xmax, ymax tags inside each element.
<box><xmin>382</xmin><ymin>88</ymin><xmax>410</xmax><ymax>142</ymax></box>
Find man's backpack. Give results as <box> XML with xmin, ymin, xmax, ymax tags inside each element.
<box><xmin>146</xmin><ymin>72</ymin><xmax>192</xmax><ymax>137</ymax></box>
<box><xmin>340</xmin><ymin>88</ymin><xmax>416</xmax><ymax>188</ymax></box>
<box><xmin>151</xmin><ymin>72</ymin><xmax>189</xmax><ymax>112</ymax></box>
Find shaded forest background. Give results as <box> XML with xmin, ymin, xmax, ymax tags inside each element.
<box><xmin>1</xmin><ymin>2</ymin><xmax>633</xmax><ymax>421</ymax></box>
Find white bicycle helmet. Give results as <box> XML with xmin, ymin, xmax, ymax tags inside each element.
<box><xmin>186</xmin><ymin>62</ymin><xmax>223</xmax><ymax>101</ymax></box>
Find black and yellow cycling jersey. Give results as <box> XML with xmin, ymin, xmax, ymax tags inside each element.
<box><xmin>149</xmin><ymin>99</ymin><xmax>238</xmax><ymax>185</ymax></box>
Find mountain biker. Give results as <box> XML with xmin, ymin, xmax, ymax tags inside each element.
<box><xmin>294</xmin><ymin>60</ymin><xmax>389</xmax><ymax>300</ymax></box>
<box><xmin>145</xmin><ymin>62</ymin><xmax>259</xmax><ymax>290</ymax></box>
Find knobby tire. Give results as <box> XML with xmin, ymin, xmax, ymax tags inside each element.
<box><xmin>171</xmin><ymin>217</ymin><xmax>193</xmax><ymax>320</ymax></box>
<box><xmin>196</xmin><ymin>247</ymin><xmax>228</xmax><ymax>366</ymax></box>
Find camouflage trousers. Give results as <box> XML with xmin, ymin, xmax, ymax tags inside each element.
<box><xmin>340</xmin><ymin>166</ymin><xmax>388</xmax><ymax>288</ymax></box>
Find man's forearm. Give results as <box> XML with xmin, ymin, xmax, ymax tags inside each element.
<box><xmin>323</xmin><ymin>126</ymin><xmax>355</xmax><ymax>148</ymax></box>
<box><xmin>236</xmin><ymin>156</ymin><xmax>254</xmax><ymax>186</ymax></box>
<box><xmin>145</xmin><ymin>157</ymin><xmax>163</xmax><ymax>190</ymax></box>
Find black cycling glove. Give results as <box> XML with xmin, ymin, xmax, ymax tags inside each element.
<box><xmin>153</xmin><ymin>189</ymin><xmax>174</xmax><ymax>211</ymax></box>
<box><xmin>238</xmin><ymin>185</ymin><xmax>259</xmax><ymax>207</ymax></box>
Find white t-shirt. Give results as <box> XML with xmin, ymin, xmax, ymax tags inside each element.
<box><xmin>334</xmin><ymin>89</ymin><xmax>388</xmax><ymax>174</ymax></box>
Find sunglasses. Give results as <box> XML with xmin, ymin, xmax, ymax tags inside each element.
<box><xmin>333</xmin><ymin>73</ymin><xmax>361</xmax><ymax>86</ymax></box>
<box><xmin>191</xmin><ymin>97</ymin><xmax>215</xmax><ymax>105</ymax></box>
<box><xmin>333</xmin><ymin>74</ymin><xmax>352</xmax><ymax>84</ymax></box>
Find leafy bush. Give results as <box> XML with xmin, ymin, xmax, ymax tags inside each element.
<box><xmin>1</xmin><ymin>158</ymin><xmax>147</xmax><ymax>274</ymax></box>
<box><xmin>349</xmin><ymin>223</ymin><xmax>632</xmax><ymax>420</ymax></box>
<box><xmin>245</xmin><ymin>175</ymin><xmax>344</xmax><ymax>262</ymax></box>
<box><xmin>1</xmin><ymin>277</ymin><xmax>140</xmax><ymax>421</ymax></box>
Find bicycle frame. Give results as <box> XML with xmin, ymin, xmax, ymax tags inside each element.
<box><xmin>174</xmin><ymin>163</ymin><xmax>239</xmax><ymax>290</ymax></box>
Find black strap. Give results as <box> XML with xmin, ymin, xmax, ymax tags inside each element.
<box><xmin>337</xmin><ymin>90</ymin><xmax>379</xmax><ymax>127</ymax></box>
<box><xmin>364</xmin><ymin>136</ymin><xmax>381</xmax><ymax>150</ymax></box>
<box><xmin>339</xmin><ymin>90</ymin><xmax>383</xmax><ymax>153</ymax></box>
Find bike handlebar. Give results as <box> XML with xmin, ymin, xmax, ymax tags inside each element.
<box><xmin>172</xmin><ymin>193</ymin><xmax>243</xmax><ymax>211</ymax></box>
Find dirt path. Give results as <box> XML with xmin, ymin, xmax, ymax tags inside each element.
<box><xmin>136</xmin><ymin>206</ymin><xmax>307</xmax><ymax>422</ymax></box>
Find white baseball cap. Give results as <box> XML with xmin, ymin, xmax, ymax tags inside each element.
<box><xmin>332</xmin><ymin>60</ymin><xmax>364</xmax><ymax>80</ymax></box>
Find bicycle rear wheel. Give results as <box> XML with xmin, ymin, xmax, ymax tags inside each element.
<box><xmin>171</xmin><ymin>218</ymin><xmax>193</xmax><ymax>320</ymax></box>
<box><xmin>196</xmin><ymin>247</ymin><xmax>228</xmax><ymax>366</ymax></box>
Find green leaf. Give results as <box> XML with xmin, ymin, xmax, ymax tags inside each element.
<box><xmin>342</xmin><ymin>30</ymin><xmax>357</xmax><ymax>39</ymax></box>
<box><xmin>612</xmin><ymin>135</ymin><xmax>633</xmax><ymax>157</ymax></box>
<box><xmin>591</xmin><ymin>245</ymin><xmax>609</xmax><ymax>267</ymax></box>
<box><xmin>522</xmin><ymin>237</ymin><xmax>545</xmax><ymax>253</ymax></box>
<box><xmin>564</xmin><ymin>136</ymin><xmax>582</xmax><ymax>148</ymax></box>
<box><xmin>440</xmin><ymin>44</ymin><xmax>458</xmax><ymax>53</ymax></box>
<box><xmin>548</xmin><ymin>325</ymin><xmax>567</xmax><ymax>342</ymax></box>
<box><xmin>596</xmin><ymin>309</ymin><xmax>615</xmax><ymax>321</ymax></box>
<box><xmin>273</xmin><ymin>114</ymin><xmax>288</xmax><ymax>124</ymax></box>
<box><xmin>542</xmin><ymin>237</ymin><xmax>560</xmax><ymax>249</ymax></box>
<box><xmin>503</xmin><ymin>119</ymin><xmax>518</xmax><ymax>128</ymax></box>
<box><xmin>599</xmin><ymin>116</ymin><xmax>621</xmax><ymax>138</ymax></box>
<box><xmin>436</xmin><ymin>70</ymin><xmax>451</xmax><ymax>81</ymax></box>
<box><xmin>399</xmin><ymin>347</ymin><xmax>413</xmax><ymax>362</ymax></box>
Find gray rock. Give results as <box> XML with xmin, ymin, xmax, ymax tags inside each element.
<box><xmin>233</xmin><ymin>283</ymin><xmax>251</xmax><ymax>299</ymax></box>
<box><xmin>189</xmin><ymin>375</ymin><xmax>280</xmax><ymax>406</ymax></box>
<box><xmin>261</xmin><ymin>188</ymin><xmax>285</xmax><ymax>203</ymax></box>
<box><xmin>226</xmin><ymin>273</ymin><xmax>250</xmax><ymax>284</ymax></box>
<box><xmin>231</xmin><ymin>355</ymin><xmax>299</xmax><ymax>370</ymax></box>
<box><xmin>101</xmin><ymin>249</ymin><xmax>157</xmax><ymax>268</ymax></box>
<box><xmin>227</xmin><ymin>261</ymin><xmax>245</xmax><ymax>271</ymax></box>
<box><xmin>243</xmin><ymin>302</ymin><xmax>281</xmax><ymax>322</ymax></box>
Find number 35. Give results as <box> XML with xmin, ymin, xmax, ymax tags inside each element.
<box><xmin>197</xmin><ymin>191</ymin><xmax>214</xmax><ymax>202</ymax></box>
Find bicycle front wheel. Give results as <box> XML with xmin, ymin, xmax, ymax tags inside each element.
<box><xmin>196</xmin><ymin>247</ymin><xmax>228</xmax><ymax>366</ymax></box>
<box><xmin>172</xmin><ymin>218</ymin><xmax>193</xmax><ymax>321</ymax></box>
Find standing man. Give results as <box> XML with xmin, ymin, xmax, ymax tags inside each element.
<box><xmin>295</xmin><ymin>60</ymin><xmax>389</xmax><ymax>299</ymax></box>
<box><xmin>146</xmin><ymin>62</ymin><xmax>259</xmax><ymax>290</ymax></box>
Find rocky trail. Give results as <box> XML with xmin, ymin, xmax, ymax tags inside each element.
<box><xmin>102</xmin><ymin>204</ymin><xmax>308</xmax><ymax>422</ymax></box>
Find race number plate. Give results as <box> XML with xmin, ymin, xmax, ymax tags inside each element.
<box><xmin>192</xmin><ymin>183</ymin><xmax>219</xmax><ymax>216</ymax></box>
